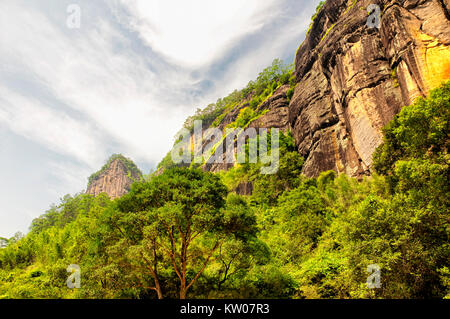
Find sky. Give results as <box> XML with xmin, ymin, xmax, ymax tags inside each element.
<box><xmin>0</xmin><ymin>0</ymin><xmax>320</xmax><ymax>238</ymax></box>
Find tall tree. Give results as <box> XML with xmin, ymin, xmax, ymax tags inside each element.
<box><xmin>109</xmin><ymin>168</ymin><xmax>256</xmax><ymax>299</ymax></box>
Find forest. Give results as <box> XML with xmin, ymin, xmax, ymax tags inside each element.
<box><xmin>0</xmin><ymin>81</ymin><xmax>448</xmax><ymax>299</ymax></box>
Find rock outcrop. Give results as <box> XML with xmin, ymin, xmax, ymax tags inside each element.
<box><xmin>86</xmin><ymin>155</ymin><xmax>142</xmax><ymax>199</ymax></box>
<box><xmin>250</xmin><ymin>85</ymin><xmax>291</xmax><ymax>132</ymax></box>
<box><xmin>290</xmin><ymin>0</ymin><xmax>450</xmax><ymax>177</ymax></box>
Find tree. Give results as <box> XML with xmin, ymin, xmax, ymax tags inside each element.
<box><xmin>247</xmin><ymin>131</ymin><xmax>304</xmax><ymax>206</ymax></box>
<box><xmin>331</xmin><ymin>193</ymin><xmax>449</xmax><ymax>298</ymax></box>
<box><xmin>211</xmin><ymin>194</ymin><xmax>266</xmax><ymax>292</ymax></box>
<box><xmin>373</xmin><ymin>81</ymin><xmax>449</xmax><ymax>180</ymax></box>
<box><xmin>109</xmin><ymin>168</ymin><xmax>257</xmax><ymax>299</ymax></box>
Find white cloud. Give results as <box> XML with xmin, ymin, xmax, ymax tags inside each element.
<box><xmin>117</xmin><ymin>0</ymin><xmax>281</xmax><ymax>68</ymax></box>
<box><xmin>0</xmin><ymin>86</ymin><xmax>105</xmax><ymax>166</ymax></box>
<box><xmin>0</xmin><ymin>126</ymin><xmax>92</xmax><ymax>238</ymax></box>
<box><xmin>0</xmin><ymin>1</ymin><xmax>190</xmax><ymax>168</ymax></box>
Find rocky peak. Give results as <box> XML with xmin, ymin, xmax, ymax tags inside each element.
<box><xmin>86</xmin><ymin>154</ymin><xmax>142</xmax><ymax>199</ymax></box>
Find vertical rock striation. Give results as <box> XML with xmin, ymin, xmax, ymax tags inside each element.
<box><xmin>86</xmin><ymin>156</ymin><xmax>142</xmax><ymax>199</ymax></box>
<box><xmin>290</xmin><ymin>0</ymin><xmax>450</xmax><ymax>177</ymax></box>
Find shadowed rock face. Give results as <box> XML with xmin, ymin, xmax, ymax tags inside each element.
<box><xmin>290</xmin><ymin>0</ymin><xmax>450</xmax><ymax>177</ymax></box>
<box><xmin>250</xmin><ymin>85</ymin><xmax>291</xmax><ymax>132</ymax></box>
<box><xmin>86</xmin><ymin>159</ymin><xmax>141</xmax><ymax>199</ymax></box>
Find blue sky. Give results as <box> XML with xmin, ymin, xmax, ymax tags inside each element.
<box><xmin>0</xmin><ymin>0</ymin><xmax>320</xmax><ymax>237</ymax></box>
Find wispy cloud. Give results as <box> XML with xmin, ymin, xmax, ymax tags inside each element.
<box><xmin>0</xmin><ymin>86</ymin><xmax>105</xmax><ymax>165</ymax></box>
<box><xmin>116</xmin><ymin>0</ymin><xmax>282</xmax><ymax>68</ymax></box>
<box><xmin>0</xmin><ymin>1</ymin><xmax>188</xmax><ymax>168</ymax></box>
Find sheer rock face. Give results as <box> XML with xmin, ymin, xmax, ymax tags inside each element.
<box><xmin>290</xmin><ymin>0</ymin><xmax>450</xmax><ymax>178</ymax></box>
<box><xmin>250</xmin><ymin>85</ymin><xmax>291</xmax><ymax>132</ymax></box>
<box><xmin>170</xmin><ymin>0</ymin><xmax>449</xmax><ymax>178</ymax></box>
<box><xmin>86</xmin><ymin>159</ymin><xmax>140</xmax><ymax>199</ymax></box>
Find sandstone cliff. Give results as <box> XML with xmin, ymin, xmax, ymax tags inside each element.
<box><xmin>86</xmin><ymin>154</ymin><xmax>142</xmax><ymax>199</ymax></box>
<box><xmin>290</xmin><ymin>0</ymin><xmax>450</xmax><ymax>177</ymax></box>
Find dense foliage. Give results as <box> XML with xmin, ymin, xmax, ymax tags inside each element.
<box><xmin>0</xmin><ymin>81</ymin><xmax>448</xmax><ymax>299</ymax></box>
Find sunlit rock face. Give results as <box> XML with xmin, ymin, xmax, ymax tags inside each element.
<box><xmin>86</xmin><ymin>158</ymin><xmax>141</xmax><ymax>199</ymax></box>
<box><xmin>290</xmin><ymin>0</ymin><xmax>450</xmax><ymax>178</ymax></box>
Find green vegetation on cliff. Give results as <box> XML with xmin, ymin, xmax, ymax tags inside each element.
<box><xmin>175</xmin><ymin>59</ymin><xmax>293</xmax><ymax>135</ymax></box>
<box><xmin>159</xmin><ymin>59</ymin><xmax>295</xmax><ymax>172</ymax></box>
<box><xmin>307</xmin><ymin>1</ymin><xmax>325</xmax><ymax>35</ymax></box>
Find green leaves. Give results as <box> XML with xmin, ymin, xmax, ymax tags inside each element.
<box><xmin>106</xmin><ymin>167</ymin><xmax>261</xmax><ymax>298</ymax></box>
<box><xmin>374</xmin><ymin>81</ymin><xmax>450</xmax><ymax>175</ymax></box>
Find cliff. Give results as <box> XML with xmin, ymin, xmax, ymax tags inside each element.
<box><xmin>86</xmin><ymin>154</ymin><xmax>142</xmax><ymax>199</ymax></box>
<box><xmin>290</xmin><ymin>0</ymin><xmax>450</xmax><ymax>177</ymax></box>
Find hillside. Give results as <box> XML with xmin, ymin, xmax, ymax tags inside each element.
<box><xmin>1</xmin><ymin>82</ymin><xmax>448</xmax><ymax>298</ymax></box>
<box><xmin>0</xmin><ymin>0</ymin><xmax>448</xmax><ymax>300</ymax></box>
